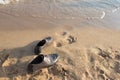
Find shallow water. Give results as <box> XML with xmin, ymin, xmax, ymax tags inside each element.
<box><xmin>0</xmin><ymin>0</ymin><xmax>120</xmax><ymax>29</ymax></box>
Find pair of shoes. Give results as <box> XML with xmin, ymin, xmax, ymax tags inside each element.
<box><xmin>27</xmin><ymin>37</ymin><xmax>60</xmax><ymax>74</ymax></box>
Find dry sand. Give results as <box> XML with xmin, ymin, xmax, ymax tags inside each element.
<box><xmin>0</xmin><ymin>26</ymin><xmax>120</xmax><ymax>80</ymax></box>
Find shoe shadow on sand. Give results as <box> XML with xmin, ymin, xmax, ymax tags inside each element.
<box><xmin>0</xmin><ymin>40</ymin><xmax>41</xmax><ymax>79</ymax></box>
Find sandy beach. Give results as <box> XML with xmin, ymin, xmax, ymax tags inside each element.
<box><xmin>0</xmin><ymin>0</ymin><xmax>120</xmax><ymax>80</ymax></box>
<box><xmin>0</xmin><ymin>27</ymin><xmax>120</xmax><ymax>80</ymax></box>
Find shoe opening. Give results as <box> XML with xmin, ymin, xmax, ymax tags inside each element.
<box><xmin>37</xmin><ymin>39</ymin><xmax>46</xmax><ymax>46</ymax></box>
<box><xmin>30</xmin><ymin>55</ymin><xmax>44</xmax><ymax>64</ymax></box>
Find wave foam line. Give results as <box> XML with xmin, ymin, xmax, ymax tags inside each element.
<box><xmin>112</xmin><ymin>7</ymin><xmax>120</xmax><ymax>13</ymax></box>
<box><xmin>100</xmin><ymin>11</ymin><xmax>106</xmax><ymax>19</ymax></box>
<box><xmin>0</xmin><ymin>0</ymin><xmax>19</xmax><ymax>5</ymax></box>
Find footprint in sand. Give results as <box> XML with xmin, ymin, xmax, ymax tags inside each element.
<box><xmin>96</xmin><ymin>67</ymin><xmax>109</xmax><ymax>80</ymax></box>
<box><xmin>91</xmin><ymin>47</ymin><xmax>112</xmax><ymax>59</ymax></box>
<box><xmin>54</xmin><ymin>31</ymin><xmax>77</xmax><ymax>47</ymax></box>
<box><xmin>85</xmin><ymin>47</ymin><xmax>119</xmax><ymax>80</ymax></box>
<box><xmin>95</xmin><ymin>66</ymin><xmax>114</xmax><ymax>80</ymax></box>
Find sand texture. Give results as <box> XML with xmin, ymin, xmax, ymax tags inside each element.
<box><xmin>0</xmin><ymin>27</ymin><xmax>120</xmax><ymax>80</ymax></box>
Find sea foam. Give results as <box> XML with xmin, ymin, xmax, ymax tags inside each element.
<box><xmin>0</xmin><ymin>0</ymin><xmax>19</xmax><ymax>4</ymax></box>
